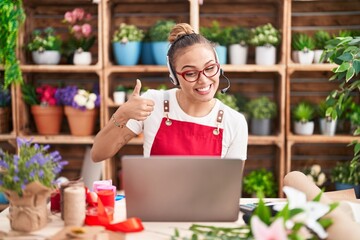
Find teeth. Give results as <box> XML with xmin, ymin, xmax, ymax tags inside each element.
<box><xmin>197</xmin><ymin>85</ymin><xmax>210</xmax><ymax>92</ymax></box>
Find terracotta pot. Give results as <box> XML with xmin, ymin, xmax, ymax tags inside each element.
<box><xmin>64</xmin><ymin>106</ymin><xmax>98</xmax><ymax>136</ymax></box>
<box><xmin>0</xmin><ymin>107</ymin><xmax>10</xmax><ymax>133</ymax></box>
<box><xmin>31</xmin><ymin>105</ymin><xmax>63</xmax><ymax>135</ymax></box>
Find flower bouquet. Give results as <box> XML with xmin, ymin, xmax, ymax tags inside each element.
<box><xmin>21</xmin><ymin>83</ymin><xmax>64</xmax><ymax>135</ymax></box>
<box><xmin>56</xmin><ymin>85</ymin><xmax>100</xmax><ymax>136</ymax></box>
<box><xmin>0</xmin><ymin>137</ymin><xmax>68</xmax><ymax>232</ymax></box>
<box><xmin>63</xmin><ymin>8</ymin><xmax>96</xmax><ymax>65</ymax></box>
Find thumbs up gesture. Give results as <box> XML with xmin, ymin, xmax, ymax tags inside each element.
<box><xmin>120</xmin><ymin>79</ymin><xmax>155</xmax><ymax>121</ymax></box>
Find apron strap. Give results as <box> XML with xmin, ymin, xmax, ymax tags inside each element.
<box><xmin>213</xmin><ymin>109</ymin><xmax>224</xmax><ymax>136</ymax></box>
<box><xmin>163</xmin><ymin>91</ymin><xmax>172</xmax><ymax>126</ymax></box>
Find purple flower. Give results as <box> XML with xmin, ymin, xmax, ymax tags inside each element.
<box><xmin>13</xmin><ymin>176</ymin><xmax>20</xmax><ymax>182</ymax></box>
<box><xmin>0</xmin><ymin>160</ymin><xmax>9</xmax><ymax>169</ymax></box>
<box><xmin>38</xmin><ymin>169</ymin><xmax>44</xmax><ymax>177</ymax></box>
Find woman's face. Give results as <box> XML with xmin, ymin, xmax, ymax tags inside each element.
<box><xmin>173</xmin><ymin>44</ymin><xmax>220</xmax><ymax>103</ymax></box>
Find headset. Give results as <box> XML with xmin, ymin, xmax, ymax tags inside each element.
<box><xmin>166</xmin><ymin>47</ymin><xmax>231</xmax><ymax>94</ymax></box>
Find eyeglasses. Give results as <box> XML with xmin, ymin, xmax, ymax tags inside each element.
<box><xmin>176</xmin><ymin>63</ymin><xmax>220</xmax><ymax>82</ymax></box>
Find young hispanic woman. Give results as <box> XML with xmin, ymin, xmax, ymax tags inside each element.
<box><xmin>91</xmin><ymin>23</ymin><xmax>248</xmax><ymax>162</ymax></box>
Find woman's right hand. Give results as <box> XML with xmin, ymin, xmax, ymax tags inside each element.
<box><xmin>116</xmin><ymin>79</ymin><xmax>155</xmax><ymax>121</ymax></box>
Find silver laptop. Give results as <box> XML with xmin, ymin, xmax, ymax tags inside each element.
<box><xmin>122</xmin><ymin>156</ymin><xmax>245</xmax><ymax>222</ymax></box>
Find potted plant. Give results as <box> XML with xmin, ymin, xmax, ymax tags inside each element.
<box><xmin>215</xmin><ymin>91</ymin><xmax>239</xmax><ymax>111</ymax></box>
<box><xmin>249</xmin><ymin>23</ymin><xmax>281</xmax><ymax>65</ymax></box>
<box><xmin>0</xmin><ymin>85</ymin><xmax>11</xmax><ymax>133</ymax></box>
<box><xmin>0</xmin><ymin>137</ymin><xmax>67</xmax><ymax>232</ymax></box>
<box><xmin>291</xmin><ymin>32</ymin><xmax>315</xmax><ymax>64</ymax></box>
<box><xmin>246</xmin><ymin>96</ymin><xmax>277</xmax><ymax>135</ymax></box>
<box><xmin>21</xmin><ymin>83</ymin><xmax>64</xmax><ymax>135</ymax></box>
<box><xmin>113</xmin><ymin>85</ymin><xmax>127</xmax><ymax>104</ymax></box>
<box><xmin>112</xmin><ymin>23</ymin><xmax>144</xmax><ymax>66</ymax></box>
<box><xmin>313</xmin><ymin>30</ymin><xmax>331</xmax><ymax>63</ymax></box>
<box><xmin>149</xmin><ymin>19</ymin><xmax>176</xmax><ymax>65</ymax></box>
<box><xmin>292</xmin><ymin>101</ymin><xmax>316</xmax><ymax>135</ymax></box>
<box><xmin>26</xmin><ymin>27</ymin><xmax>62</xmax><ymax>65</ymax></box>
<box><xmin>200</xmin><ymin>21</ymin><xmax>231</xmax><ymax>64</ymax></box>
<box><xmin>330</xmin><ymin>161</ymin><xmax>360</xmax><ymax>190</ymax></box>
<box><xmin>0</xmin><ymin>0</ymin><xmax>25</xmax><ymax>88</ymax></box>
<box><xmin>57</xmin><ymin>85</ymin><xmax>100</xmax><ymax>136</ymax></box>
<box><xmin>302</xmin><ymin>164</ymin><xmax>327</xmax><ymax>188</ymax></box>
<box><xmin>228</xmin><ymin>26</ymin><xmax>250</xmax><ymax>65</ymax></box>
<box><xmin>243</xmin><ymin>168</ymin><xmax>278</xmax><ymax>197</ymax></box>
<box><xmin>140</xmin><ymin>29</ymin><xmax>155</xmax><ymax>65</ymax></box>
<box><xmin>63</xmin><ymin>8</ymin><xmax>96</xmax><ymax>65</ymax></box>
<box><xmin>317</xmin><ymin>100</ymin><xmax>337</xmax><ymax>136</ymax></box>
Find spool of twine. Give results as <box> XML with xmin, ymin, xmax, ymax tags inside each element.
<box><xmin>63</xmin><ymin>186</ymin><xmax>86</xmax><ymax>226</ymax></box>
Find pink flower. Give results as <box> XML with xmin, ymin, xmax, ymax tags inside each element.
<box><xmin>81</xmin><ymin>23</ymin><xmax>92</xmax><ymax>37</ymax></box>
<box><xmin>251</xmin><ymin>216</ymin><xmax>287</xmax><ymax>240</ymax></box>
<box><xmin>64</xmin><ymin>11</ymin><xmax>75</xmax><ymax>24</ymax></box>
<box><xmin>72</xmin><ymin>8</ymin><xmax>85</xmax><ymax>21</ymax></box>
<box><xmin>85</xmin><ymin>13</ymin><xmax>92</xmax><ymax>21</ymax></box>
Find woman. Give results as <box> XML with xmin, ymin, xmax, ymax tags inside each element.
<box><xmin>91</xmin><ymin>23</ymin><xmax>248</xmax><ymax>162</ymax></box>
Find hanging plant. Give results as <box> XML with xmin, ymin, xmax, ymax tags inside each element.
<box><xmin>0</xmin><ymin>0</ymin><xmax>26</xmax><ymax>88</ymax></box>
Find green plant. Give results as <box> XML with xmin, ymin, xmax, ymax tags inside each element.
<box><xmin>330</xmin><ymin>161</ymin><xmax>360</xmax><ymax>185</ymax></box>
<box><xmin>348</xmin><ymin>102</ymin><xmax>360</xmax><ymax>127</ymax></box>
<box><xmin>21</xmin><ymin>83</ymin><xmax>61</xmax><ymax>106</ymax></box>
<box><xmin>314</xmin><ymin>30</ymin><xmax>331</xmax><ymax>50</ymax></box>
<box><xmin>248</xmin><ymin>23</ymin><xmax>281</xmax><ymax>47</ymax></box>
<box><xmin>0</xmin><ymin>0</ymin><xmax>26</xmax><ymax>88</ymax></box>
<box><xmin>243</xmin><ymin>168</ymin><xmax>278</xmax><ymax>197</ymax></box>
<box><xmin>27</xmin><ymin>27</ymin><xmax>62</xmax><ymax>52</ymax></box>
<box><xmin>149</xmin><ymin>20</ymin><xmax>176</xmax><ymax>42</ymax></box>
<box><xmin>112</xmin><ymin>23</ymin><xmax>144</xmax><ymax>43</ymax></box>
<box><xmin>317</xmin><ymin>100</ymin><xmax>337</xmax><ymax>120</ymax></box>
<box><xmin>322</xmin><ymin>36</ymin><xmax>360</xmax><ymax>170</ymax></box>
<box><xmin>215</xmin><ymin>91</ymin><xmax>239</xmax><ymax>111</ymax></box>
<box><xmin>114</xmin><ymin>85</ymin><xmax>126</xmax><ymax>92</ymax></box>
<box><xmin>200</xmin><ymin>21</ymin><xmax>232</xmax><ymax>46</ymax></box>
<box><xmin>228</xmin><ymin>26</ymin><xmax>250</xmax><ymax>46</ymax></box>
<box><xmin>292</xmin><ymin>32</ymin><xmax>315</xmax><ymax>51</ymax></box>
<box><xmin>292</xmin><ymin>101</ymin><xmax>316</xmax><ymax>123</ymax></box>
<box><xmin>246</xmin><ymin>96</ymin><xmax>277</xmax><ymax>119</ymax></box>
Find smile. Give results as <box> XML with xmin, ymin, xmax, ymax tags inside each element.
<box><xmin>196</xmin><ymin>85</ymin><xmax>211</xmax><ymax>92</ymax></box>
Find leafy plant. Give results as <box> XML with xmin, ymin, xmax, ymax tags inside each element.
<box><xmin>246</xmin><ymin>96</ymin><xmax>277</xmax><ymax>119</ymax></box>
<box><xmin>248</xmin><ymin>23</ymin><xmax>281</xmax><ymax>47</ymax></box>
<box><xmin>330</xmin><ymin>161</ymin><xmax>360</xmax><ymax>185</ymax></box>
<box><xmin>317</xmin><ymin>100</ymin><xmax>337</xmax><ymax>120</ymax></box>
<box><xmin>149</xmin><ymin>20</ymin><xmax>176</xmax><ymax>42</ymax></box>
<box><xmin>200</xmin><ymin>21</ymin><xmax>232</xmax><ymax>46</ymax></box>
<box><xmin>292</xmin><ymin>32</ymin><xmax>315</xmax><ymax>51</ymax></box>
<box><xmin>112</xmin><ymin>23</ymin><xmax>144</xmax><ymax>43</ymax></box>
<box><xmin>348</xmin><ymin>102</ymin><xmax>360</xmax><ymax>128</ymax></box>
<box><xmin>27</xmin><ymin>27</ymin><xmax>62</xmax><ymax>52</ymax></box>
<box><xmin>215</xmin><ymin>91</ymin><xmax>239</xmax><ymax>111</ymax></box>
<box><xmin>228</xmin><ymin>26</ymin><xmax>250</xmax><ymax>46</ymax></box>
<box><xmin>243</xmin><ymin>168</ymin><xmax>278</xmax><ymax>198</ymax></box>
<box><xmin>0</xmin><ymin>0</ymin><xmax>26</xmax><ymax>88</ymax></box>
<box><xmin>114</xmin><ymin>85</ymin><xmax>126</xmax><ymax>92</ymax></box>
<box><xmin>292</xmin><ymin>101</ymin><xmax>316</xmax><ymax>123</ymax></box>
<box><xmin>314</xmin><ymin>30</ymin><xmax>331</xmax><ymax>50</ymax></box>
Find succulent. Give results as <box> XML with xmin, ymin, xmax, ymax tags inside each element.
<box><xmin>248</xmin><ymin>23</ymin><xmax>281</xmax><ymax>47</ymax></box>
<box><xmin>292</xmin><ymin>32</ymin><xmax>315</xmax><ymax>51</ymax></box>
<box><xmin>313</xmin><ymin>30</ymin><xmax>331</xmax><ymax>50</ymax></box>
<box><xmin>112</xmin><ymin>23</ymin><xmax>144</xmax><ymax>43</ymax></box>
<box><xmin>292</xmin><ymin>101</ymin><xmax>315</xmax><ymax>123</ymax></box>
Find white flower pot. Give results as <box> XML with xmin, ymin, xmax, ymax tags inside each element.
<box><xmin>73</xmin><ymin>51</ymin><xmax>92</xmax><ymax>65</ymax></box>
<box><xmin>32</xmin><ymin>50</ymin><xmax>61</xmax><ymax>65</ymax></box>
<box><xmin>229</xmin><ymin>44</ymin><xmax>248</xmax><ymax>65</ymax></box>
<box><xmin>292</xmin><ymin>50</ymin><xmax>299</xmax><ymax>63</ymax></box>
<box><xmin>313</xmin><ymin>49</ymin><xmax>324</xmax><ymax>63</ymax></box>
<box><xmin>319</xmin><ymin>118</ymin><xmax>337</xmax><ymax>136</ymax></box>
<box><xmin>255</xmin><ymin>45</ymin><xmax>276</xmax><ymax>65</ymax></box>
<box><xmin>113</xmin><ymin>91</ymin><xmax>126</xmax><ymax>104</ymax></box>
<box><xmin>298</xmin><ymin>50</ymin><xmax>315</xmax><ymax>64</ymax></box>
<box><xmin>294</xmin><ymin>121</ymin><xmax>314</xmax><ymax>135</ymax></box>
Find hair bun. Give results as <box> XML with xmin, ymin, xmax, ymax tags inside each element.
<box><xmin>168</xmin><ymin>23</ymin><xmax>195</xmax><ymax>44</ymax></box>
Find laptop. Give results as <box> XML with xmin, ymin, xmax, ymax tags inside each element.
<box><xmin>122</xmin><ymin>156</ymin><xmax>245</xmax><ymax>222</ymax></box>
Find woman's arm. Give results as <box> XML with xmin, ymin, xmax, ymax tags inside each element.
<box><xmin>91</xmin><ymin>79</ymin><xmax>154</xmax><ymax>162</ymax></box>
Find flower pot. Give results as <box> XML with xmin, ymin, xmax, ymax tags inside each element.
<box><xmin>313</xmin><ymin>49</ymin><xmax>324</xmax><ymax>63</ymax></box>
<box><xmin>31</xmin><ymin>105</ymin><xmax>63</xmax><ymax>135</ymax></box>
<box><xmin>251</xmin><ymin>118</ymin><xmax>271</xmax><ymax>136</ymax></box>
<box><xmin>292</xmin><ymin>50</ymin><xmax>299</xmax><ymax>63</ymax></box>
<box><xmin>112</xmin><ymin>41</ymin><xmax>142</xmax><ymax>66</ymax></box>
<box><xmin>64</xmin><ymin>106</ymin><xmax>98</xmax><ymax>136</ymax></box>
<box><xmin>215</xmin><ymin>45</ymin><xmax>227</xmax><ymax>65</ymax></box>
<box><xmin>0</xmin><ymin>106</ymin><xmax>10</xmax><ymax>133</ymax></box>
<box><xmin>319</xmin><ymin>118</ymin><xmax>337</xmax><ymax>136</ymax></box>
<box><xmin>113</xmin><ymin>91</ymin><xmax>126</xmax><ymax>104</ymax></box>
<box><xmin>229</xmin><ymin>44</ymin><xmax>248</xmax><ymax>65</ymax></box>
<box><xmin>255</xmin><ymin>45</ymin><xmax>276</xmax><ymax>65</ymax></box>
<box><xmin>298</xmin><ymin>50</ymin><xmax>315</xmax><ymax>64</ymax></box>
<box><xmin>73</xmin><ymin>51</ymin><xmax>92</xmax><ymax>65</ymax></box>
<box><xmin>151</xmin><ymin>41</ymin><xmax>169</xmax><ymax>65</ymax></box>
<box><xmin>141</xmin><ymin>42</ymin><xmax>155</xmax><ymax>65</ymax></box>
<box><xmin>294</xmin><ymin>121</ymin><xmax>314</xmax><ymax>135</ymax></box>
<box><xmin>335</xmin><ymin>182</ymin><xmax>354</xmax><ymax>191</ymax></box>
<box><xmin>32</xmin><ymin>50</ymin><xmax>61</xmax><ymax>65</ymax></box>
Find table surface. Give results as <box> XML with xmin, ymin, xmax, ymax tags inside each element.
<box><xmin>0</xmin><ymin>198</ymin><xmax>285</xmax><ymax>240</ymax></box>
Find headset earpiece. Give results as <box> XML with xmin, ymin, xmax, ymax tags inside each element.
<box><xmin>166</xmin><ymin>56</ymin><xmax>179</xmax><ymax>86</ymax></box>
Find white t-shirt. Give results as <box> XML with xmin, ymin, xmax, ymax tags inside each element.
<box><xmin>126</xmin><ymin>88</ymin><xmax>248</xmax><ymax>160</ymax></box>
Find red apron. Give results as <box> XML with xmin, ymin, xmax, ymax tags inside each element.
<box><xmin>150</xmin><ymin>93</ymin><xmax>224</xmax><ymax>156</ymax></box>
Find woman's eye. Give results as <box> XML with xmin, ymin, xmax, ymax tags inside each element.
<box><xmin>185</xmin><ymin>71</ymin><xmax>197</xmax><ymax>77</ymax></box>
<box><xmin>205</xmin><ymin>66</ymin><xmax>215</xmax><ymax>71</ymax></box>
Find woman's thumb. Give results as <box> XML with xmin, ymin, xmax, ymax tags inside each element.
<box><xmin>132</xmin><ymin>79</ymin><xmax>142</xmax><ymax>96</ymax></box>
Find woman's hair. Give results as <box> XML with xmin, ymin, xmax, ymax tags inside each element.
<box><xmin>167</xmin><ymin>23</ymin><xmax>213</xmax><ymax>68</ymax></box>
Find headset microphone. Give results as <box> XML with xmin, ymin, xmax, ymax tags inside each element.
<box><xmin>220</xmin><ymin>69</ymin><xmax>231</xmax><ymax>94</ymax></box>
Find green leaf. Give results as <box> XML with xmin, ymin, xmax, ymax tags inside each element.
<box><xmin>346</xmin><ymin>66</ymin><xmax>355</xmax><ymax>82</ymax></box>
<box><xmin>353</xmin><ymin>59</ymin><xmax>360</xmax><ymax>75</ymax></box>
<box><xmin>355</xmin><ymin>142</ymin><xmax>360</xmax><ymax>156</ymax></box>
<box><xmin>335</xmin><ymin>62</ymin><xmax>350</xmax><ymax>73</ymax></box>
<box><xmin>337</xmin><ymin>52</ymin><xmax>352</xmax><ymax>61</ymax></box>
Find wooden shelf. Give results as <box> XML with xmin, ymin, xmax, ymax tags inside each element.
<box><xmin>17</xmin><ymin>135</ymin><xmax>95</xmax><ymax>144</ymax></box>
<box><xmin>0</xmin><ymin>134</ymin><xmax>16</xmax><ymax>141</ymax></box>
<box><xmin>287</xmin><ymin>63</ymin><xmax>337</xmax><ymax>73</ymax></box>
<box><xmin>20</xmin><ymin>64</ymin><xmax>102</xmax><ymax>73</ymax></box>
<box><xmin>287</xmin><ymin>134</ymin><xmax>359</xmax><ymax>144</ymax></box>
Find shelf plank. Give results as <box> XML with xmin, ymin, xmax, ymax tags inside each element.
<box><xmin>287</xmin><ymin>134</ymin><xmax>360</xmax><ymax>144</ymax></box>
<box><xmin>287</xmin><ymin>63</ymin><xmax>337</xmax><ymax>72</ymax></box>
<box><xmin>20</xmin><ymin>65</ymin><xmax>102</xmax><ymax>73</ymax></box>
<box><xmin>18</xmin><ymin>135</ymin><xmax>95</xmax><ymax>144</ymax></box>
<box><xmin>0</xmin><ymin>134</ymin><xmax>16</xmax><ymax>141</ymax></box>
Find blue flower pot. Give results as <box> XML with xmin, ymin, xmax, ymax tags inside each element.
<box><xmin>141</xmin><ymin>42</ymin><xmax>155</xmax><ymax>65</ymax></box>
<box><xmin>113</xmin><ymin>41</ymin><xmax>142</xmax><ymax>66</ymax></box>
<box><xmin>0</xmin><ymin>192</ymin><xmax>8</xmax><ymax>204</ymax></box>
<box><xmin>335</xmin><ymin>182</ymin><xmax>354</xmax><ymax>191</ymax></box>
<box><xmin>152</xmin><ymin>41</ymin><xmax>169</xmax><ymax>65</ymax></box>
<box><xmin>215</xmin><ymin>45</ymin><xmax>227</xmax><ymax>65</ymax></box>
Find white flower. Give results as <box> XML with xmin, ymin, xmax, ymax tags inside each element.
<box><xmin>311</xmin><ymin>164</ymin><xmax>321</xmax><ymax>176</ymax></box>
<box><xmin>74</xmin><ymin>94</ymin><xmax>87</xmax><ymax>106</ymax></box>
<box><xmin>85</xmin><ymin>101</ymin><xmax>95</xmax><ymax>110</ymax></box>
<box><xmin>317</xmin><ymin>172</ymin><xmax>326</xmax><ymax>186</ymax></box>
<box><xmin>88</xmin><ymin>93</ymin><xmax>97</xmax><ymax>102</ymax></box>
